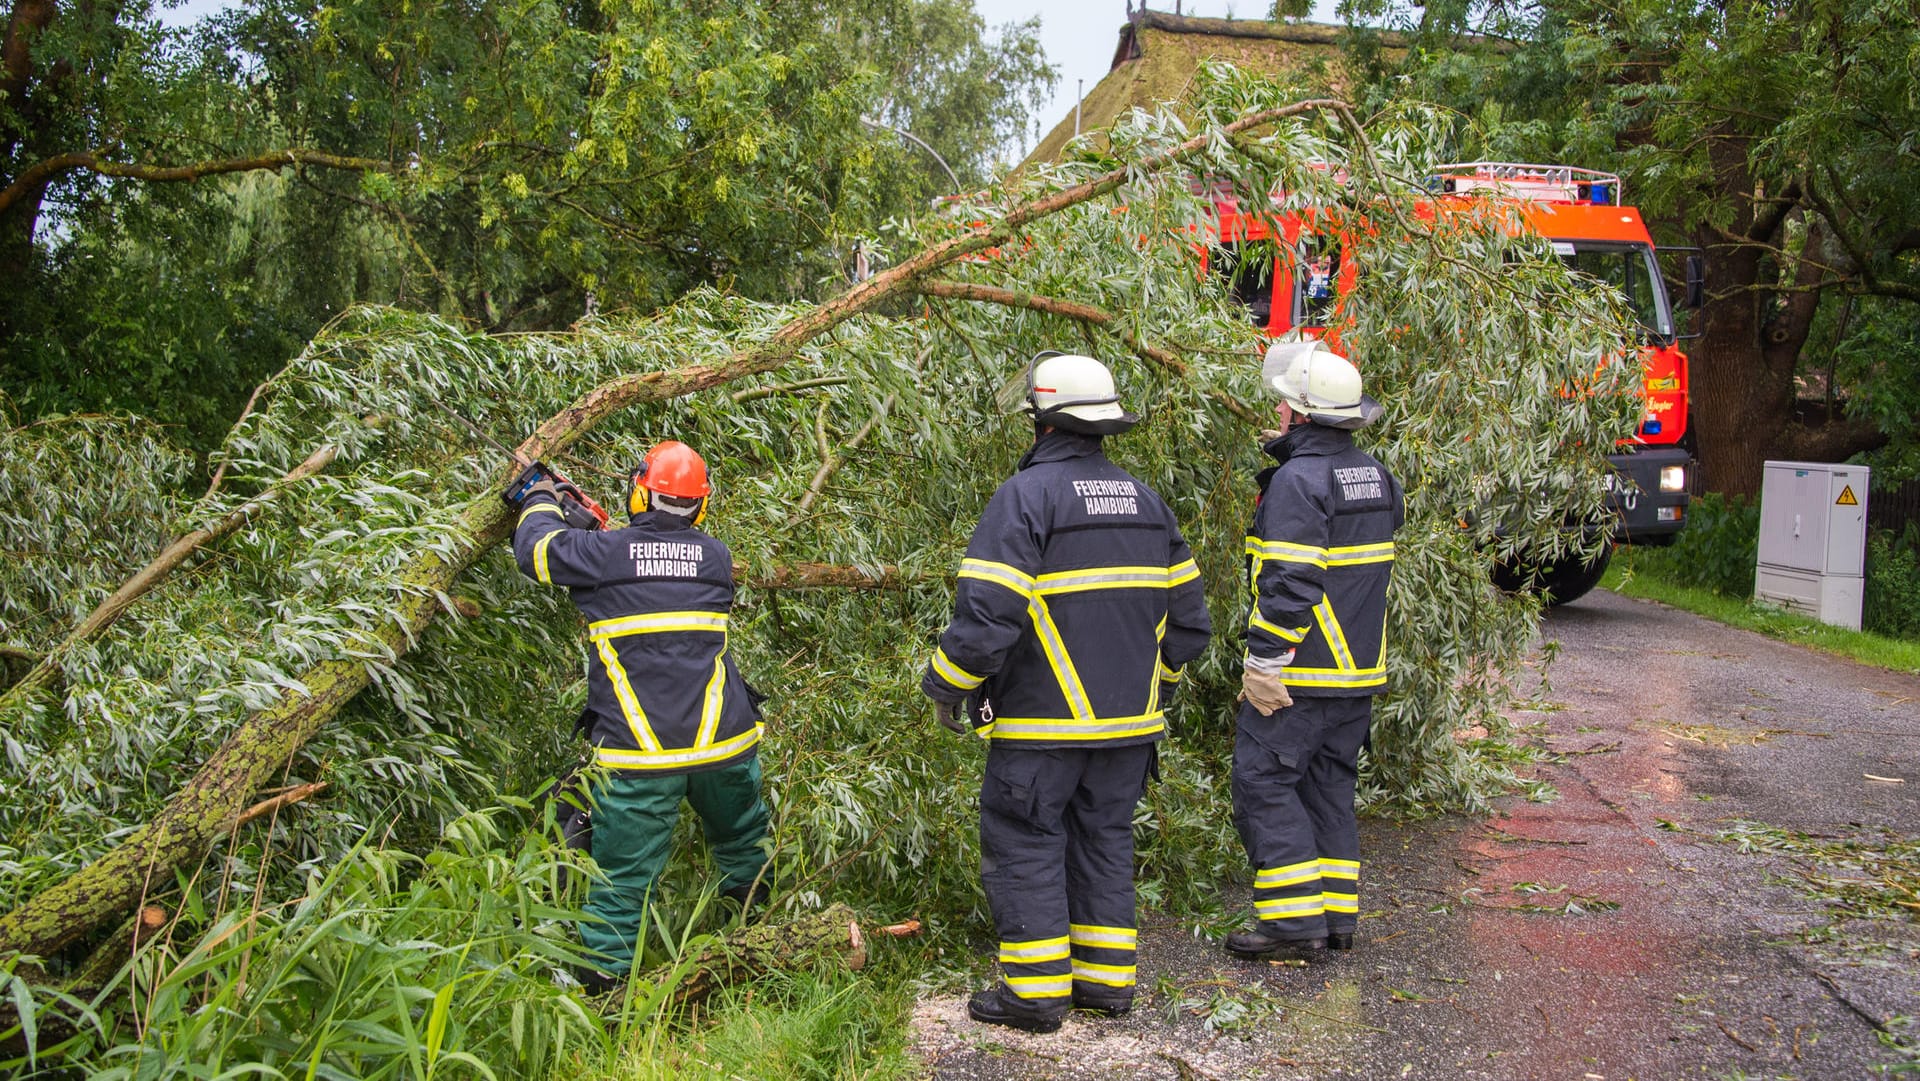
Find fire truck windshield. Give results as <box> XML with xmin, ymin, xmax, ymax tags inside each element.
<box><xmin>1556</xmin><ymin>242</ymin><xmax>1673</xmax><ymax>342</ymax></box>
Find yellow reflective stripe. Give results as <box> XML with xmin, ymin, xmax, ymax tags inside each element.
<box><xmin>1028</xmin><ymin>595</ymin><xmax>1094</xmax><ymax>722</ymax></box>
<box><xmin>1314</xmin><ymin>598</ymin><xmax>1356</xmax><ymax>671</ymax></box>
<box><xmin>1245</xmin><ymin>537</ymin><xmax>1329</xmax><ymax>566</ymax></box>
<box><xmin>1004</xmin><ymin>975</ymin><xmax>1072</xmax><ymax>999</ymax></box>
<box><xmin>1157</xmin><ymin>660</ymin><xmax>1183</xmax><ymax>683</ymax></box>
<box><xmin>588</xmin><ymin>611</ymin><xmax>729</xmax><ymax>639</ymax></box>
<box><xmin>1255</xmin><ymin>896</ymin><xmax>1327</xmax><ymax>918</ymax></box>
<box><xmin>998</xmin><ymin>937</ymin><xmax>1070</xmax><ymax>963</ymax></box>
<box><xmin>931</xmin><ymin>647</ymin><xmax>985</xmax><ymax>691</ymax></box>
<box><xmin>595</xmin><ymin>724</ymin><xmax>762</xmax><ymax>771</ymax></box>
<box><xmin>1325</xmin><ymin>541</ymin><xmax>1395</xmax><ymax>566</ymax></box>
<box><xmin>1319</xmin><ymin>858</ymin><xmax>1359</xmax><ymax>879</ymax></box>
<box><xmin>988</xmin><ymin>714</ymin><xmax>1165</xmax><ymax>741</ymax></box>
<box><xmin>532</xmin><ymin>530</ymin><xmax>559</xmax><ymax>585</ymax></box>
<box><xmin>1069</xmin><ymin>924</ymin><xmax>1137</xmax><ymax>947</ymax></box>
<box><xmin>1282</xmin><ymin>666</ymin><xmax>1387</xmax><ymax>688</ymax></box>
<box><xmin>695</xmin><ymin>652</ymin><xmax>727</xmax><ymax>747</ymax></box>
<box><xmin>518</xmin><ymin>503</ymin><xmax>564</xmax><ymax>526</ymax></box>
<box><xmin>1032</xmin><ymin>565</ymin><xmax>1170</xmax><ymax>595</ymax></box>
<box><xmin>1167</xmin><ymin>558</ymin><xmax>1200</xmax><ymax>587</ymax></box>
<box><xmin>1255</xmin><ymin>860</ymin><xmax>1322</xmax><ymax>889</ymax></box>
<box><xmin>957</xmin><ymin>558</ymin><xmax>1036</xmax><ymax>597</ymax></box>
<box><xmin>595</xmin><ymin>638</ymin><xmax>660</xmax><ymax>752</ymax></box>
<box><xmin>1322</xmin><ymin>892</ymin><xmax>1359</xmax><ymax>913</ymax></box>
<box><xmin>1071</xmin><ymin>961</ymin><xmax>1136</xmax><ymax>986</ymax></box>
<box><xmin>1145</xmin><ymin>616</ymin><xmax>1167</xmax><ymax>716</ymax></box>
<box><xmin>1249</xmin><ymin>609</ymin><xmax>1310</xmax><ymax>644</ymax></box>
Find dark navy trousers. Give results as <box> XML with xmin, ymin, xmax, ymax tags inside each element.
<box><xmin>1231</xmin><ymin>696</ymin><xmax>1371</xmax><ymax>940</ymax></box>
<box><xmin>979</xmin><ymin>742</ymin><xmax>1154</xmax><ymax>1016</ymax></box>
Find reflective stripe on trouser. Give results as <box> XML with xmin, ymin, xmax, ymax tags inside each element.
<box><xmin>980</xmin><ymin>742</ymin><xmax>1154</xmax><ymax>1015</ymax></box>
<box><xmin>1230</xmin><ymin>695</ymin><xmax>1372</xmax><ymax>939</ymax></box>
<box><xmin>580</xmin><ymin>756</ymin><xmax>770</xmax><ymax>975</ymax></box>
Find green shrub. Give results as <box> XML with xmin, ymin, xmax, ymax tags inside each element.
<box><xmin>1628</xmin><ymin>493</ymin><xmax>1760</xmax><ymax>596</ymax></box>
<box><xmin>1864</xmin><ymin>526</ymin><xmax>1920</xmax><ymax>640</ymax></box>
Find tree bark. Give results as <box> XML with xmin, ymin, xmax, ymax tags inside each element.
<box><xmin>738</xmin><ymin>562</ymin><xmax>915</xmax><ymax>590</ymax></box>
<box><xmin>662</xmin><ymin>903</ymin><xmax>866</xmax><ymax>1011</ymax></box>
<box><xmin>1682</xmin><ymin>138</ymin><xmax>1887</xmax><ymax>495</ymax></box>
<box><xmin>0</xmin><ymin>96</ymin><xmax>1353</xmax><ymax>964</ymax></box>
<box><xmin>0</xmin><ymin>147</ymin><xmax>395</xmax><ymax>217</ymax></box>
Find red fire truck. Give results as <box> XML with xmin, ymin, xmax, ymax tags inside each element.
<box><xmin>1204</xmin><ymin>162</ymin><xmax>1702</xmax><ymax>602</ymax></box>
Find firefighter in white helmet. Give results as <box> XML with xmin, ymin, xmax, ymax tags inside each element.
<box><xmin>922</xmin><ymin>351</ymin><xmax>1212</xmax><ymax>1032</ymax></box>
<box><xmin>1226</xmin><ymin>339</ymin><xmax>1403</xmax><ymax>962</ymax></box>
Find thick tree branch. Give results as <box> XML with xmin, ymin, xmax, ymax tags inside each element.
<box><xmin>0</xmin><ymin>95</ymin><xmax>1355</xmax><ymax>964</ymax></box>
<box><xmin>915</xmin><ymin>279</ymin><xmax>1263</xmax><ymax>424</ymax></box>
<box><xmin>736</xmin><ymin>562</ymin><xmax>917</xmax><ymax>590</ymax></box>
<box><xmin>0</xmin><ymin>148</ymin><xmax>394</xmax><ymax>217</ymax></box>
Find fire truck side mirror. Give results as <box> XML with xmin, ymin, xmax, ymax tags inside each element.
<box><xmin>1683</xmin><ymin>254</ymin><xmax>1706</xmax><ymax>309</ymax></box>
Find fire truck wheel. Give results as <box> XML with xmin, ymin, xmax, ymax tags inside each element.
<box><xmin>1491</xmin><ymin>544</ymin><xmax>1614</xmax><ymax>607</ymax></box>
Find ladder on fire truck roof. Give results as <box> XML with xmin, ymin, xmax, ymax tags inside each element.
<box><xmin>1431</xmin><ymin>162</ymin><xmax>1625</xmax><ymax>205</ymax></box>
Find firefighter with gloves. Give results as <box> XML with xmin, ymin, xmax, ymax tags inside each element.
<box><xmin>510</xmin><ymin>440</ymin><xmax>770</xmax><ymax>995</ymax></box>
<box><xmin>1226</xmin><ymin>340</ymin><xmax>1402</xmax><ymax>962</ymax></box>
<box><xmin>922</xmin><ymin>352</ymin><xmax>1213</xmax><ymax>1033</ymax></box>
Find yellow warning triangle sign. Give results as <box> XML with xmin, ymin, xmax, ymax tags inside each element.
<box><xmin>1836</xmin><ymin>485</ymin><xmax>1859</xmax><ymax>506</ymax></box>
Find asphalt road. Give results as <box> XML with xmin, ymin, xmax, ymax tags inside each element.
<box><xmin>911</xmin><ymin>588</ymin><xmax>1920</xmax><ymax>1080</ymax></box>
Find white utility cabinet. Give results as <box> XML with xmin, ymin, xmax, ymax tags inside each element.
<box><xmin>1754</xmin><ymin>460</ymin><xmax>1870</xmax><ymax>629</ymax></box>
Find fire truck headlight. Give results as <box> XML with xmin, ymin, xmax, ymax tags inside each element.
<box><xmin>1659</xmin><ymin>465</ymin><xmax>1686</xmax><ymax>492</ymax></box>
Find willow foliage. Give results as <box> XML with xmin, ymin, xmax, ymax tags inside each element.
<box><xmin>0</xmin><ymin>66</ymin><xmax>1638</xmax><ymax>1071</ymax></box>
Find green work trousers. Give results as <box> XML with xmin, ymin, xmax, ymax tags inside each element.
<box><xmin>581</xmin><ymin>754</ymin><xmax>770</xmax><ymax>975</ymax></box>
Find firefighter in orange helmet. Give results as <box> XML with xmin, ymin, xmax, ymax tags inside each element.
<box><xmin>510</xmin><ymin>440</ymin><xmax>771</xmax><ymax>994</ymax></box>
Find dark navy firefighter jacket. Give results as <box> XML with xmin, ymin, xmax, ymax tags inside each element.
<box><xmin>1246</xmin><ymin>423</ymin><xmax>1405</xmax><ymax>695</ymax></box>
<box><xmin>922</xmin><ymin>431</ymin><xmax>1213</xmax><ymax>747</ymax></box>
<box><xmin>513</xmin><ymin>498</ymin><xmax>762</xmax><ymax>774</ymax></box>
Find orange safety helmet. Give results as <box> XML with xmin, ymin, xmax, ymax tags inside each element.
<box><xmin>629</xmin><ymin>440</ymin><xmax>712</xmax><ymax>516</ymax></box>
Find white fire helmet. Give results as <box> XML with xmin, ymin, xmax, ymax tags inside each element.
<box><xmin>1260</xmin><ymin>339</ymin><xmax>1383</xmax><ymax>430</ymax></box>
<box><xmin>1025</xmin><ymin>352</ymin><xmax>1140</xmax><ymax>434</ymax></box>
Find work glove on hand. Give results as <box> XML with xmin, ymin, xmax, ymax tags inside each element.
<box><xmin>931</xmin><ymin>698</ymin><xmax>970</xmax><ymax>734</ymax></box>
<box><xmin>1239</xmin><ymin>651</ymin><xmax>1295</xmax><ymax>716</ymax></box>
<box><xmin>523</xmin><ymin>477</ymin><xmax>563</xmax><ymax>506</ymax></box>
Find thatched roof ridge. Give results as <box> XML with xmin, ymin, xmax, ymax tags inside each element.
<box><xmin>1113</xmin><ymin>9</ymin><xmax>1411</xmax><ymax>64</ymax></box>
<box><xmin>1022</xmin><ymin>11</ymin><xmax>1385</xmax><ymax>169</ymax></box>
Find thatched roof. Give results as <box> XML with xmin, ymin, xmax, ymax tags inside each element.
<box><xmin>1021</xmin><ymin>9</ymin><xmax>1407</xmax><ymax>168</ymax></box>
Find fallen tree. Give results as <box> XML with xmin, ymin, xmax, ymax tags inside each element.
<box><xmin>0</xmin><ymin>70</ymin><xmax>1643</xmax><ymax>1037</ymax></box>
<box><xmin>0</xmin><ymin>91</ymin><xmax>1373</xmax><ymax>964</ymax></box>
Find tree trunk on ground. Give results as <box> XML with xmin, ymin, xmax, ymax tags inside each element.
<box><xmin>662</xmin><ymin>903</ymin><xmax>866</xmax><ymax>1011</ymax></box>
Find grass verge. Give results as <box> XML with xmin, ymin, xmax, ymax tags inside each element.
<box><xmin>1604</xmin><ymin>554</ymin><xmax>1920</xmax><ymax>675</ymax></box>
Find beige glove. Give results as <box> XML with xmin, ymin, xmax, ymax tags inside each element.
<box><xmin>1240</xmin><ymin>661</ymin><xmax>1293</xmax><ymax>716</ymax></box>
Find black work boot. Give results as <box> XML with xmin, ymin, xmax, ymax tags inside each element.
<box><xmin>572</xmin><ymin>964</ymin><xmax>623</xmax><ymax>997</ymax></box>
<box><xmin>1328</xmin><ymin>931</ymin><xmax>1355</xmax><ymax>951</ymax></box>
<box><xmin>1071</xmin><ymin>987</ymin><xmax>1133</xmax><ymax>1017</ymax></box>
<box><xmin>967</xmin><ymin>987</ymin><xmax>1064</xmax><ymax>1034</ymax></box>
<box><xmin>1224</xmin><ymin>926</ymin><xmax>1329</xmax><ymax>962</ymax></box>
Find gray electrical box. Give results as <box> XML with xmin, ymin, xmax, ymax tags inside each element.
<box><xmin>1754</xmin><ymin>461</ymin><xmax>1869</xmax><ymax>629</ymax></box>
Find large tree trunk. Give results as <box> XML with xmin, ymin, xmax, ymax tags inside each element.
<box><xmin>0</xmin><ymin>96</ymin><xmax>1351</xmax><ymax>965</ymax></box>
<box><xmin>663</xmin><ymin>903</ymin><xmax>867</xmax><ymax>1011</ymax></box>
<box><xmin>1688</xmin><ymin>241</ymin><xmax>1805</xmax><ymax>496</ymax></box>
